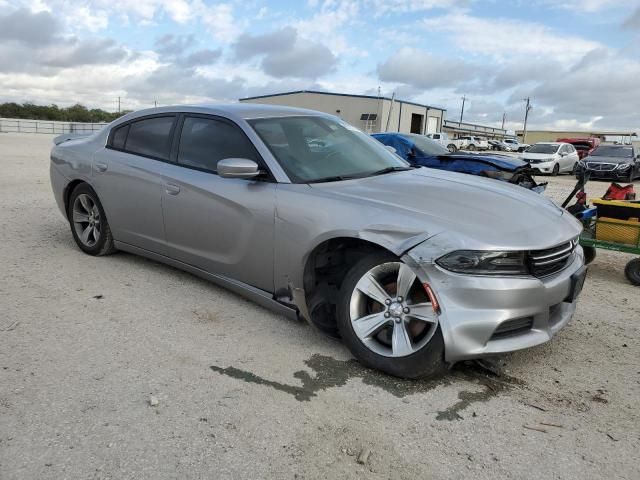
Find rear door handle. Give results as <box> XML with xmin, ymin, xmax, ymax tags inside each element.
<box><xmin>165</xmin><ymin>183</ymin><xmax>180</xmax><ymax>195</ymax></box>
<box><xmin>95</xmin><ymin>161</ymin><xmax>108</xmax><ymax>172</ymax></box>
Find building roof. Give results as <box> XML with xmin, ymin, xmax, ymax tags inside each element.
<box><xmin>239</xmin><ymin>90</ymin><xmax>447</xmax><ymax>112</ymax></box>
<box><xmin>515</xmin><ymin>129</ymin><xmax>637</xmax><ymax>136</ymax></box>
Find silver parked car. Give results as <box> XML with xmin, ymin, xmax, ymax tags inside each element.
<box><xmin>50</xmin><ymin>104</ymin><xmax>586</xmax><ymax>378</ymax></box>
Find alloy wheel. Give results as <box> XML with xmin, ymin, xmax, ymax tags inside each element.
<box><xmin>349</xmin><ymin>262</ymin><xmax>438</xmax><ymax>358</ymax></box>
<box><xmin>72</xmin><ymin>193</ymin><xmax>101</xmax><ymax>248</ymax></box>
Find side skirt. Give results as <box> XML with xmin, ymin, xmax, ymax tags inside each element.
<box><xmin>113</xmin><ymin>241</ymin><xmax>299</xmax><ymax>321</ymax></box>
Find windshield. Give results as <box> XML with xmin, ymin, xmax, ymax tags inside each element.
<box><xmin>590</xmin><ymin>146</ymin><xmax>633</xmax><ymax>158</ymax></box>
<box><xmin>404</xmin><ymin>134</ymin><xmax>449</xmax><ymax>156</ymax></box>
<box><xmin>249</xmin><ymin>116</ymin><xmax>409</xmax><ymax>183</ymax></box>
<box><xmin>527</xmin><ymin>144</ymin><xmax>560</xmax><ymax>154</ymax></box>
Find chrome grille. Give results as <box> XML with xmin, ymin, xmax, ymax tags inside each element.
<box><xmin>529</xmin><ymin>240</ymin><xmax>576</xmax><ymax>277</ymax></box>
<box><xmin>586</xmin><ymin>162</ymin><xmax>616</xmax><ymax>171</ymax></box>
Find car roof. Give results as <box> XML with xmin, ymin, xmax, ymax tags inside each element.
<box><xmin>115</xmin><ymin>103</ymin><xmax>327</xmax><ymax>124</ymax></box>
<box><xmin>534</xmin><ymin>142</ymin><xmax>562</xmax><ymax>146</ymax></box>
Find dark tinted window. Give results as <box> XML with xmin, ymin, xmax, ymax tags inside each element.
<box><xmin>124</xmin><ymin>116</ymin><xmax>175</xmax><ymax>160</ymax></box>
<box><xmin>178</xmin><ymin>116</ymin><xmax>259</xmax><ymax>172</ymax></box>
<box><xmin>111</xmin><ymin>124</ymin><xmax>129</xmax><ymax>149</ymax></box>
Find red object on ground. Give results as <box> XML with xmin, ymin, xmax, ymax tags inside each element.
<box><xmin>603</xmin><ymin>183</ymin><xmax>636</xmax><ymax>200</ymax></box>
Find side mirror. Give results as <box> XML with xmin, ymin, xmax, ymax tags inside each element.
<box><xmin>217</xmin><ymin>158</ymin><xmax>261</xmax><ymax>179</ymax></box>
<box><xmin>384</xmin><ymin>145</ymin><xmax>397</xmax><ymax>154</ymax></box>
<box><xmin>560</xmin><ymin>152</ymin><xmax>567</xmax><ymax>157</ymax></box>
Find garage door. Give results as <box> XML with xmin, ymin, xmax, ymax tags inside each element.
<box><xmin>426</xmin><ymin>116</ymin><xmax>438</xmax><ymax>133</ymax></box>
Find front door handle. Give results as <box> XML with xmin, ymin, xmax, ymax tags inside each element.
<box><xmin>165</xmin><ymin>183</ymin><xmax>180</xmax><ymax>195</ymax></box>
<box><xmin>95</xmin><ymin>161</ymin><xmax>108</xmax><ymax>172</ymax></box>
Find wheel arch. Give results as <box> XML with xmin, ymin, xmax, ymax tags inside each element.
<box><xmin>300</xmin><ymin>236</ymin><xmax>397</xmax><ymax>336</ymax></box>
<box><xmin>63</xmin><ymin>179</ymin><xmax>90</xmax><ymax>219</ymax></box>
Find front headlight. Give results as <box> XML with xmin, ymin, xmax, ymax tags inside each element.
<box><xmin>615</xmin><ymin>163</ymin><xmax>631</xmax><ymax>170</ymax></box>
<box><xmin>436</xmin><ymin>250</ymin><xmax>529</xmax><ymax>275</ymax></box>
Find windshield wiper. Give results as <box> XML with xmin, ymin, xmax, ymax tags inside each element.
<box><xmin>306</xmin><ymin>175</ymin><xmax>355</xmax><ymax>183</ymax></box>
<box><xmin>366</xmin><ymin>166</ymin><xmax>414</xmax><ymax>177</ymax></box>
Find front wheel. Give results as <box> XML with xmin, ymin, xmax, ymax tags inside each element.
<box><xmin>447</xmin><ymin>144</ymin><xmax>457</xmax><ymax>153</ymax></box>
<box><xmin>336</xmin><ymin>253</ymin><xmax>445</xmax><ymax>379</ymax></box>
<box><xmin>551</xmin><ymin>163</ymin><xmax>560</xmax><ymax>176</ymax></box>
<box><xmin>467</xmin><ymin>144</ymin><xmax>476</xmax><ymax>151</ymax></box>
<box><xmin>624</xmin><ymin>258</ymin><xmax>640</xmax><ymax>286</ymax></box>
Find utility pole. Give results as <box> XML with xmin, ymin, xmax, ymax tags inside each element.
<box><xmin>501</xmin><ymin>112</ymin><xmax>506</xmax><ymax>130</ymax></box>
<box><xmin>459</xmin><ymin>95</ymin><xmax>466</xmax><ymax>124</ymax></box>
<box><xmin>522</xmin><ymin>97</ymin><xmax>532</xmax><ymax>143</ymax></box>
<box><xmin>117</xmin><ymin>96</ymin><xmax>121</xmax><ymax>113</ymax></box>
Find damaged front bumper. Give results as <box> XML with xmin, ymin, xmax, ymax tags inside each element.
<box><xmin>403</xmin><ymin>243</ymin><xmax>585</xmax><ymax>362</ymax></box>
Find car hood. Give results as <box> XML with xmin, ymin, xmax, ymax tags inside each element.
<box><xmin>308</xmin><ymin>168</ymin><xmax>581</xmax><ymax>251</ymax></box>
<box><xmin>523</xmin><ymin>152</ymin><xmax>557</xmax><ymax>161</ymax></box>
<box><xmin>584</xmin><ymin>156</ymin><xmax>633</xmax><ymax>164</ymax></box>
<box><xmin>436</xmin><ymin>152</ymin><xmax>528</xmax><ymax>171</ymax></box>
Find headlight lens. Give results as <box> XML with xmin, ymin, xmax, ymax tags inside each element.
<box><xmin>615</xmin><ymin>163</ymin><xmax>631</xmax><ymax>170</ymax></box>
<box><xmin>436</xmin><ymin>250</ymin><xmax>529</xmax><ymax>275</ymax></box>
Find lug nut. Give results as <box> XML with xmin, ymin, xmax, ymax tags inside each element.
<box><xmin>403</xmin><ymin>307</ymin><xmax>410</xmax><ymax>314</ymax></box>
<box><xmin>397</xmin><ymin>296</ymin><xmax>403</xmax><ymax>302</ymax></box>
<box><xmin>384</xmin><ymin>312</ymin><xmax>390</xmax><ymax>318</ymax></box>
<box><xmin>385</xmin><ymin>299</ymin><xmax>391</xmax><ymax>305</ymax></box>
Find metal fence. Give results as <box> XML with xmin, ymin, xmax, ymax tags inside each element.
<box><xmin>0</xmin><ymin>118</ymin><xmax>107</xmax><ymax>134</ymax></box>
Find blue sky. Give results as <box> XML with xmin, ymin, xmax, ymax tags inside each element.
<box><xmin>1</xmin><ymin>0</ymin><xmax>639</xmax><ymax>131</ymax></box>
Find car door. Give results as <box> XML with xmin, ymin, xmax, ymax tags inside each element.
<box><xmin>567</xmin><ymin>145</ymin><xmax>579</xmax><ymax>171</ymax></box>
<box><xmin>160</xmin><ymin>114</ymin><xmax>276</xmax><ymax>292</ymax></box>
<box><xmin>92</xmin><ymin>115</ymin><xmax>176</xmax><ymax>255</ymax></box>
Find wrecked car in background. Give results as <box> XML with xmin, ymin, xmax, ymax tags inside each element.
<box><xmin>50</xmin><ymin>104</ymin><xmax>585</xmax><ymax>378</ymax></box>
<box><xmin>373</xmin><ymin>132</ymin><xmax>546</xmax><ymax>192</ymax></box>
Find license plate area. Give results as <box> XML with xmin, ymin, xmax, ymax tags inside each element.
<box><xmin>565</xmin><ymin>266</ymin><xmax>587</xmax><ymax>302</ymax></box>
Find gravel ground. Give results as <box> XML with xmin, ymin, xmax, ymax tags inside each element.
<box><xmin>1</xmin><ymin>133</ymin><xmax>638</xmax><ymax>480</ymax></box>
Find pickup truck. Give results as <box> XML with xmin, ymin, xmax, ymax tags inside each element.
<box><xmin>502</xmin><ymin>138</ymin><xmax>530</xmax><ymax>152</ymax></box>
<box><xmin>458</xmin><ymin>136</ymin><xmax>489</xmax><ymax>151</ymax></box>
<box><xmin>425</xmin><ymin>132</ymin><xmax>466</xmax><ymax>153</ymax></box>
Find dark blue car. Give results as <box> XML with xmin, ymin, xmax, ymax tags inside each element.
<box><xmin>372</xmin><ymin>133</ymin><xmax>546</xmax><ymax>192</ymax></box>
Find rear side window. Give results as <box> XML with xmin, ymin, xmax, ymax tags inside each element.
<box><xmin>177</xmin><ymin>116</ymin><xmax>259</xmax><ymax>173</ymax></box>
<box><xmin>124</xmin><ymin>116</ymin><xmax>175</xmax><ymax>160</ymax></box>
<box><xmin>111</xmin><ymin>124</ymin><xmax>129</xmax><ymax>149</ymax></box>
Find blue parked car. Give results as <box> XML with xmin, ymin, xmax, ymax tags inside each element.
<box><xmin>372</xmin><ymin>133</ymin><xmax>546</xmax><ymax>192</ymax></box>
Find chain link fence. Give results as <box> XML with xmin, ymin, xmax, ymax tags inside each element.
<box><xmin>0</xmin><ymin>118</ymin><xmax>107</xmax><ymax>134</ymax></box>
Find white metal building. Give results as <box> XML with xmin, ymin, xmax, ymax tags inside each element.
<box><xmin>239</xmin><ymin>90</ymin><xmax>446</xmax><ymax>135</ymax></box>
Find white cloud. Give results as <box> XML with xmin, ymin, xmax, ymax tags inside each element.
<box><xmin>423</xmin><ymin>13</ymin><xmax>603</xmax><ymax>62</ymax></box>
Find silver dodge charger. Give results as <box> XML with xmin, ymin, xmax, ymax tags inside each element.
<box><xmin>50</xmin><ymin>104</ymin><xmax>586</xmax><ymax>378</ymax></box>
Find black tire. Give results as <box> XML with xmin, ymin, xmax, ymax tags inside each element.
<box><xmin>336</xmin><ymin>252</ymin><xmax>446</xmax><ymax>379</ymax></box>
<box><xmin>583</xmin><ymin>246</ymin><xmax>596</xmax><ymax>265</ymax></box>
<box><xmin>551</xmin><ymin>163</ymin><xmax>560</xmax><ymax>176</ymax></box>
<box><xmin>447</xmin><ymin>144</ymin><xmax>457</xmax><ymax>153</ymax></box>
<box><xmin>626</xmin><ymin>170</ymin><xmax>634</xmax><ymax>184</ymax></box>
<box><xmin>624</xmin><ymin>258</ymin><xmax>640</xmax><ymax>286</ymax></box>
<box><xmin>67</xmin><ymin>183</ymin><xmax>116</xmax><ymax>256</ymax></box>
<box><xmin>467</xmin><ymin>144</ymin><xmax>476</xmax><ymax>151</ymax></box>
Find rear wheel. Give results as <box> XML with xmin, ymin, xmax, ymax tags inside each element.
<box><xmin>447</xmin><ymin>144</ymin><xmax>457</xmax><ymax>153</ymax></box>
<box><xmin>467</xmin><ymin>144</ymin><xmax>476</xmax><ymax>151</ymax></box>
<box><xmin>624</xmin><ymin>258</ymin><xmax>640</xmax><ymax>286</ymax></box>
<box><xmin>336</xmin><ymin>252</ymin><xmax>445</xmax><ymax>379</ymax></box>
<box><xmin>551</xmin><ymin>163</ymin><xmax>560</xmax><ymax>176</ymax></box>
<box><xmin>68</xmin><ymin>183</ymin><xmax>116</xmax><ymax>256</ymax></box>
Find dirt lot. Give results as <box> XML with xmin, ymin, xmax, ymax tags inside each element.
<box><xmin>1</xmin><ymin>133</ymin><xmax>638</xmax><ymax>480</ymax></box>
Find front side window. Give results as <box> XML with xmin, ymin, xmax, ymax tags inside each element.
<box><xmin>177</xmin><ymin>116</ymin><xmax>260</xmax><ymax>172</ymax></box>
<box><xmin>249</xmin><ymin>116</ymin><xmax>409</xmax><ymax>183</ymax></box>
<box><xmin>124</xmin><ymin>116</ymin><xmax>175</xmax><ymax>160</ymax></box>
